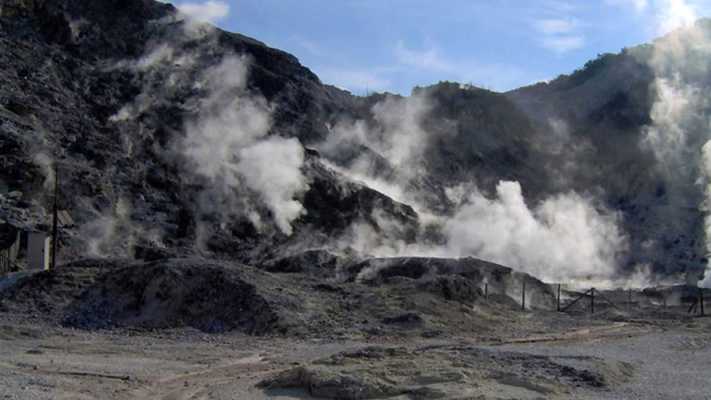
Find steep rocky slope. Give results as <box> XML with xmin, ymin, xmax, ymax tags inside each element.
<box><xmin>0</xmin><ymin>0</ymin><xmax>420</xmax><ymax>266</ymax></box>
<box><xmin>0</xmin><ymin>0</ymin><xmax>708</xmax><ymax>284</ymax></box>
<box><xmin>507</xmin><ymin>44</ymin><xmax>706</xmax><ymax>278</ymax></box>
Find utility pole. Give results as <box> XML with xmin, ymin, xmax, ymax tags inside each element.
<box><xmin>50</xmin><ymin>163</ymin><xmax>59</xmax><ymax>270</ymax></box>
<box><xmin>590</xmin><ymin>288</ymin><xmax>595</xmax><ymax>314</ymax></box>
<box><xmin>700</xmin><ymin>287</ymin><xmax>705</xmax><ymax>316</ymax></box>
<box><xmin>628</xmin><ymin>288</ymin><xmax>632</xmax><ymax>311</ymax></box>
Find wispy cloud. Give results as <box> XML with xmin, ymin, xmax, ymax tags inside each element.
<box><xmin>534</xmin><ymin>18</ymin><xmax>579</xmax><ymax>35</ymax></box>
<box><xmin>176</xmin><ymin>1</ymin><xmax>230</xmax><ymax>23</ymax></box>
<box><xmin>541</xmin><ymin>34</ymin><xmax>585</xmax><ymax>53</ymax></box>
<box><xmin>533</xmin><ymin>16</ymin><xmax>585</xmax><ymax>53</ymax></box>
<box><xmin>290</xmin><ymin>36</ymin><xmax>325</xmax><ymax>57</ymax></box>
<box><xmin>316</xmin><ymin>67</ymin><xmax>392</xmax><ymax>93</ymax></box>
<box><xmin>394</xmin><ymin>41</ymin><xmax>532</xmax><ymax>90</ymax></box>
<box><xmin>394</xmin><ymin>41</ymin><xmax>452</xmax><ymax>72</ymax></box>
<box><xmin>605</xmin><ymin>0</ymin><xmax>649</xmax><ymax>12</ymax></box>
<box><xmin>531</xmin><ymin>2</ymin><xmax>587</xmax><ymax>54</ymax></box>
<box><xmin>313</xmin><ymin>40</ymin><xmax>534</xmax><ymax>94</ymax></box>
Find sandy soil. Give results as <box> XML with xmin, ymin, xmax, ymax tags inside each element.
<box><xmin>1</xmin><ymin>313</ymin><xmax>709</xmax><ymax>399</ymax></box>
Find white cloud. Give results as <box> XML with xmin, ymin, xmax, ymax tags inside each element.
<box><xmin>532</xmin><ymin>6</ymin><xmax>586</xmax><ymax>54</ymax></box>
<box><xmin>534</xmin><ymin>18</ymin><xmax>579</xmax><ymax>35</ymax></box>
<box><xmin>605</xmin><ymin>0</ymin><xmax>649</xmax><ymax>12</ymax></box>
<box><xmin>176</xmin><ymin>1</ymin><xmax>230</xmax><ymax>23</ymax></box>
<box><xmin>395</xmin><ymin>41</ymin><xmax>453</xmax><ymax>72</ymax></box>
<box><xmin>541</xmin><ymin>34</ymin><xmax>586</xmax><ymax>53</ymax></box>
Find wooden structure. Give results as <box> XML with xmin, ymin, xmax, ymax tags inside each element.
<box><xmin>0</xmin><ymin>223</ymin><xmax>20</xmax><ymax>276</ymax></box>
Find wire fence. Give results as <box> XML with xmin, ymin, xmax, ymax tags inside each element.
<box><xmin>492</xmin><ymin>279</ymin><xmax>709</xmax><ymax>317</ymax></box>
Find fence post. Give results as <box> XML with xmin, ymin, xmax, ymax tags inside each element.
<box><xmin>700</xmin><ymin>288</ymin><xmax>705</xmax><ymax>316</ymax></box>
<box><xmin>628</xmin><ymin>288</ymin><xmax>632</xmax><ymax>311</ymax></box>
<box><xmin>590</xmin><ymin>288</ymin><xmax>595</xmax><ymax>314</ymax></box>
<box><xmin>557</xmin><ymin>284</ymin><xmax>561</xmax><ymax>312</ymax></box>
<box><xmin>484</xmin><ymin>283</ymin><xmax>488</xmax><ymax>299</ymax></box>
<box><xmin>521</xmin><ymin>279</ymin><xmax>526</xmax><ymax>311</ymax></box>
<box><xmin>50</xmin><ymin>163</ymin><xmax>59</xmax><ymax>271</ymax></box>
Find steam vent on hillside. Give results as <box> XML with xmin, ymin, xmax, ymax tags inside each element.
<box><xmin>2</xmin><ymin>0</ymin><xmax>711</xmax><ymax>399</ymax></box>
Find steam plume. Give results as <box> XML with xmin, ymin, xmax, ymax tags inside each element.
<box><xmin>640</xmin><ymin>1</ymin><xmax>711</xmax><ymax>286</ymax></box>
<box><xmin>179</xmin><ymin>56</ymin><xmax>308</xmax><ymax>237</ymax></box>
<box><xmin>443</xmin><ymin>181</ymin><xmax>628</xmax><ymax>283</ymax></box>
<box><xmin>320</xmin><ymin>91</ymin><xmax>630</xmax><ymax>286</ymax></box>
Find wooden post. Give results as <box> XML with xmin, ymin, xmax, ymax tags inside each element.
<box><xmin>557</xmin><ymin>284</ymin><xmax>561</xmax><ymax>312</ymax></box>
<box><xmin>590</xmin><ymin>288</ymin><xmax>595</xmax><ymax>314</ymax></box>
<box><xmin>50</xmin><ymin>163</ymin><xmax>59</xmax><ymax>271</ymax></box>
<box><xmin>700</xmin><ymin>288</ymin><xmax>705</xmax><ymax>316</ymax></box>
<box><xmin>628</xmin><ymin>288</ymin><xmax>632</xmax><ymax>311</ymax></box>
<box><xmin>521</xmin><ymin>279</ymin><xmax>526</xmax><ymax>311</ymax></box>
<box><xmin>484</xmin><ymin>283</ymin><xmax>488</xmax><ymax>299</ymax></box>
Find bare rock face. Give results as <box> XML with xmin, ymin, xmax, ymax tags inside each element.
<box><xmin>0</xmin><ymin>0</ymin><xmax>420</xmax><ymax>264</ymax></box>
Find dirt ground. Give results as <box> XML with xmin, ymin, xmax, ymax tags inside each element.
<box><xmin>1</xmin><ymin>312</ymin><xmax>710</xmax><ymax>399</ymax></box>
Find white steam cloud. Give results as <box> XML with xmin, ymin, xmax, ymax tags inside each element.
<box><xmin>640</xmin><ymin>1</ymin><xmax>711</xmax><ymax>286</ymax></box>
<box><xmin>180</xmin><ymin>56</ymin><xmax>308</xmax><ymax>236</ymax></box>
<box><xmin>444</xmin><ymin>181</ymin><xmax>628</xmax><ymax>283</ymax></box>
<box><xmin>32</xmin><ymin>152</ymin><xmax>54</xmax><ymax>191</ymax></box>
<box><xmin>320</xmin><ymin>91</ymin><xmax>629</xmax><ymax>286</ymax></box>
<box><xmin>176</xmin><ymin>1</ymin><xmax>230</xmax><ymax>24</ymax></box>
<box><xmin>106</xmin><ymin>17</ymin><xmax>309</xmax><ymax>255</ymax></box>
<box><xmin>80</xmin><ymin>198</ymin><xmax>164</xmax><ymax>258</ymax></box>
<box><xmin>321</xmin><ymin>92</ymin><xmax>432</xmax><ymax>177</ymax></box>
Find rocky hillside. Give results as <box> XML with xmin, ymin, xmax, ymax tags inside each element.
<box><xmin>0</xmin><ymin>0</ymin><xmax>709</xmax><ymax>283</ymax></box>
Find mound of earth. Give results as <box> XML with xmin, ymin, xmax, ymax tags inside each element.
<box><xmin>0</xmin><ymin>259</ymin><xmax>125</xmax><ymax>320</ymax></box>
<box><xmin>259</xmin><ymin>345</ymin><xmax>634</xmax><ymax>399</ymax></box>
<box><xmin>2</xmin><ymin>256</ymin><xmax>578</xmax><ymax>339</ymax></box>
<box><xmin>62</xmin><ymin>259</ymin><xmax>298</xmax><ymax>334</ymax></box>
<box><xmin>259</xmin><ymin>248</ymin><xmax>355</xmax><ymax>277</ymax></box>
<box><xmin>346</xmin><ymin>257</ymin><xmax>556</xmax><ymax>309</ymax></box>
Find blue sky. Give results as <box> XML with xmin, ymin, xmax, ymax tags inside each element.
<box><xmin>171</xmin><ymin>0</ymin><xmax>711</xmax><ymax>95</ymax></box>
